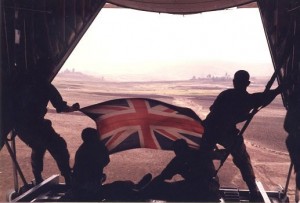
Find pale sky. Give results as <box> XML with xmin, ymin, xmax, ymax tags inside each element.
<box><xmin>62</xmin><ymin>7</ymin><xmax>274</xmax><ymax>81</ymax></box>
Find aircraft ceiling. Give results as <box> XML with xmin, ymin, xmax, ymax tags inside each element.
<box><xmin>106</xmin><ymin>0</ymin><xmax>256</xmax><ymax>14</ymax></box>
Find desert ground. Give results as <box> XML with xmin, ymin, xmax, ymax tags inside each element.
<box><xmin>0</xmin><ymin>74</ymin><xmax>296</xmax><ymax>202</ymax></box>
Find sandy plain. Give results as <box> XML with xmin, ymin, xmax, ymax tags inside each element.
<box><xmin>0</xmin><ymin>75</ymin><xmax>296</xmax><ymax>202</ymax></box>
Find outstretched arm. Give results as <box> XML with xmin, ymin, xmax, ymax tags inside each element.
<box><xmin>48</xmin><ymin>83</ymin><xmax>80</xmax><ymax>112</ymax></box>
<box><xmin>252</xmin><ymin>85</ymin><xmax>282</xmax><ymax>109</ymax></box>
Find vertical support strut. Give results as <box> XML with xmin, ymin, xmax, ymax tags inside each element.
<box><xmin>5</xmin><ymin>134</ymin><xmax>28</xmax><ymax>187</ymax></box>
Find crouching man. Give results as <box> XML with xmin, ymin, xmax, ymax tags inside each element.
<box><xmin>70</xmin><ymin>128</ymin><xmax>110</xmax><ymax>201</ymax></box>
<box><xmin>142</xmin><ymin>139</ymin><xmax>220</xmax><ymax>202</ymax></box>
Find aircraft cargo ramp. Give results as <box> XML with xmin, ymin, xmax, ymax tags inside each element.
<box><xmin>8</xmin><ymin>175</ymin><xmax>288</xmax><ymax>202</ymax></box>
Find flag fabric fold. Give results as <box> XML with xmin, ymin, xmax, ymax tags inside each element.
<box><xmin>80</xmin><ymin>98</ymin><xmax>204</xmax><ymax>154</ymax></box>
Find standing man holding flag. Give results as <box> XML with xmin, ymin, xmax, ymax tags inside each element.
<box><xmin>14</xmin><ymin>70</ymin><xmax>80</xmax><ymax>186</ymax></box>
<box><xmin>200</xmin><ymin>70</ymin><xmax>282</xmax><ymax>201</ymax></box>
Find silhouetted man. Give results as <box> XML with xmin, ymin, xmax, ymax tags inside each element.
<box><xmin>71</xmin><ymin>128</ymin><xmax>110</xmax><ymax>201</ymax></box>
<box><xmin>143</xmin><ymin>139</ymin><xmax>219</xmax><ymax>201</ymax></box>
<box><xmin>201</xmin><ymin>70</ymin><xmax>281</xmax><ymax>200</ymax></box>
<box><xmin>284</xmin><ymin>90</ymin><xmax>300</xmax><ymax>190</ymax></box>
<box><xmin>14</xmin><ymin>75</ymin><xmax>79</xmax><ymax>185</ymax></box>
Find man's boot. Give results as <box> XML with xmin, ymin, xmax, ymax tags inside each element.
<box><xmin>247</xmin><ymin>179</ymin><xmax>261</xmax><ymax>202</ymax></box>
<box><xmin>33</xmin><ymin>173</ymin><xmax>43</xmax><ymax>185</ymax></box>
<box><xmin>64</xmin><ymin>174</ymin><xmax>72</xmax><ymax>188</ymax></box>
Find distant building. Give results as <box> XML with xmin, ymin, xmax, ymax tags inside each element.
<box><xmin>189</xmin><ymin>73</ymin><xmax>231</xmax><ymax>82</ymax></box>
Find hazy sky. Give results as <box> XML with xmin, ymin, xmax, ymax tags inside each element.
<box><xmin>62</xmin><ymin>7</ymin><xmax>274</xmax><ymax>81</ymax></box>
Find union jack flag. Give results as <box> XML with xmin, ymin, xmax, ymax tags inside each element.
<box><xmin>80</xmin><ymin>98</ymin><xmax>204</xmax><ymax>153</ymax></box>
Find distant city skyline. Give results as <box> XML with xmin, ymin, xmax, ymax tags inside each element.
<box><xmin>61</xmin><ymin>7</ymin><xmax>274</xmax><ymax>82</ymax></box>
